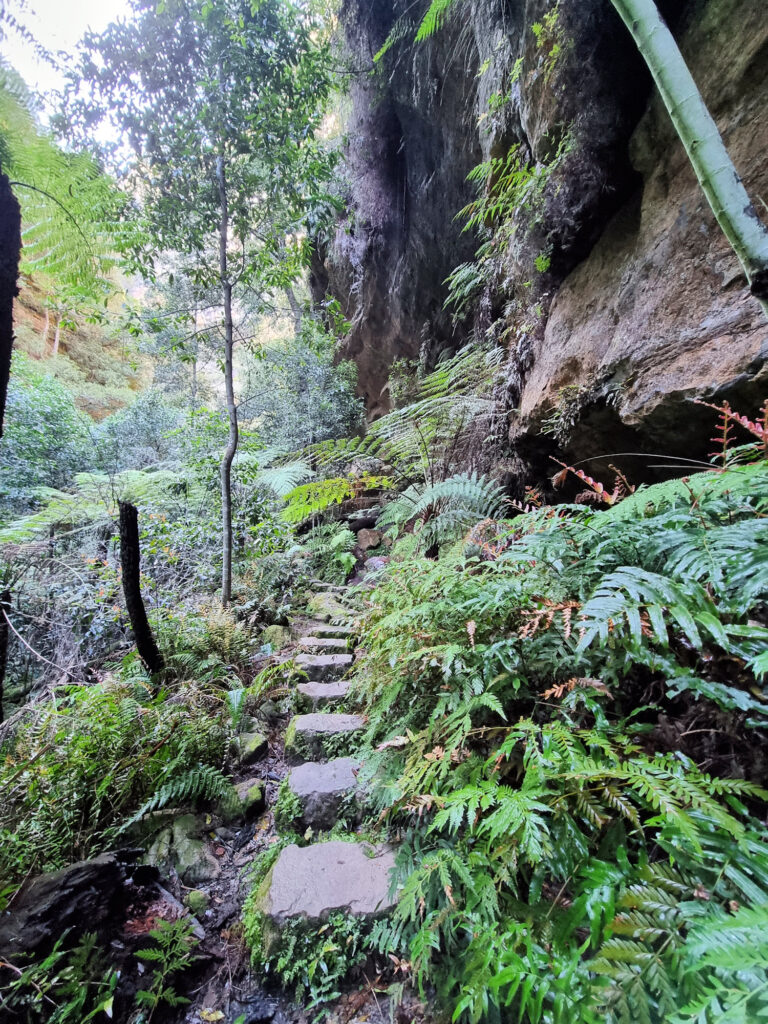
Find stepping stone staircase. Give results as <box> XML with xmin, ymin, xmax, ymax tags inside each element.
<box><xmin>284</xmin><ymin>756</ymin><xmax>361</xmax><ymax>830</ymax></box>
<box><xmin>256</xmin><ymin>591</ymin><xmax>395</xmax><ymax>940</ymax></box>
<box><xmin>295</xmin><ymin>652</ymin><xmax>354</xmax><ymax>679</ymax></box>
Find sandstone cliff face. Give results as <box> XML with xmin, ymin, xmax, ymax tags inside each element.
<box><xmin>315</xmin><ymin>0</ymin><xmax>768</xmax><ymax>468</ymax></box>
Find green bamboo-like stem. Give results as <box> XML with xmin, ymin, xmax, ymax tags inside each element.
<box><xmin>611</xmin><ymin>0</ymin><xmax>768</xmax><ymax>318</ymax></box>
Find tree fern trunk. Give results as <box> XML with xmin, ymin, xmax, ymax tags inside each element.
<box><xmin>610</xmin><ymin>0</ymin><xmax>768</xmax><ymax>317</ymax></box>
<box><xmin>119</xmin><ymin>502</ymin><xmax>164</xmax><ymax>677</ymax></box>
<box><xmin>0</xmin><ymin>173</ymin><xmax>21</xmax><ymax>437</ymax></box>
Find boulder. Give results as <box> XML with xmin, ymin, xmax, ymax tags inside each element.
<box><xmin>172</xmin><ymin>814</ymin><xmax>220</xmax><ymax>885</ymax></box>
<box><xmin>287</xmin><ymin>758</ymin><xmax>361</xmax><ymax>831</ymax></box>
<box><xmin>0</xmin><ymin>853</ymin><xmax>126</xmax><ymax>956</ymax></box>
<box><xmin>295</xmin><ymin>652</ymin><xmax>354</xmax><ymax>681</ymax></box>
<box><xmin>356</xmin><ymin>528</ymin><xmax>382</xmax><ymax>552</ymax></box>
<box><xmin>284</xmin><ymin>713</ymin><xmax>366</xmax><ymax>764</ymax></box>
<box><xmin>296</xmin><ymin>679</ymin><xmax>351</xmax><ymax>712</ymax></box>
<box><xmin>258</xmin><ymin>841</ymin><xmax>397</xmax><ymax>933</ymax></box>
<box><xmin>237</xmin><ymin>730</ymin><xmax>269</xmax><ymax>765</ymax></box>
<box><xmin>235</xmin><ymin>778</ymin><xmax>266</xmax><ymax>820</ymax></box>
<box><xmin>146</xmin><ymin>814</ymin><xmax>220</xmax><ymax>886</ymax></box>
<box><xmin>363</xmin><ymin>556</ymin><xmax>390</xmax><ymax>573</ymax></box>
<box><xmin>261</xmin><ymin>625</ymin><xmax>291</xmax><ymax>651</ymax></box>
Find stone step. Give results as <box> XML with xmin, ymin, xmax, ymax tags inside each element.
<box><xmin>307</xmin><ymin>593</ymin><xmax>350</xmax><ymax>622</ymax></box>
<box><xmin>285</xmin><ymin>757</ymin><xmax>361</xmax><ymax>831</ymax></box>
<box><xmin>257</xmin><ymin>841</ymin><xmax>396</xmax><ymax>937</ymax></box>
<box><xmin>296</xmin><ymin>679</ymin><xmax>350</xmax><ymax>712</ymax></box>
<box><xmin>304</xmin><ymin>622</ymin><xmax>355</xmax><ymax>640</ymax></box>
<box><xmin>309</xmin><ymin>581</ymin><xmax>347</xmax><ymax>593</ymax></box>
<box><xmin>284</xmin><ymin>713</ymin><xmax>365</xmax><ymax>763</ymax></box>
<box><xmin>295</xmin><ymin>653</ymin><xmax>353</xmax><ymax>681</ymax></box>
<box><xmin>298</xmin><ymin>636</ymin><xmax>349</xmax><ymax>652</ymax></box>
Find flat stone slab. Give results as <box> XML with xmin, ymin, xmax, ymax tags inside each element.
<box><xmin>284</xmin><ymin>713</ymin><xmax>366</xmax><ymax>763</ymax></box>
<box><xmin>296</xmin><ymin>679</ymin><xmax>350</xmax><ymax>711</ymax></box>
<box><xmin>307</xmin><ymin>593</ymin><xmax>350</xmax><ymax>622</ymax></box>
<box><xmin>287</xmin><ymin>758</ymin><xmax>360</xmax><ymax>830</ymax></box>
<box><xmin>298</xmin><ymin>636</ymin><xmax>349</xmax><ymax>652</ymax></box>
<box><xmin>261</xmin><ymin>841</ymin><xmax>396</xmax><ymax>926</ymax></box>
<box><xmin>295</xmin><ymin>653</ymin><xmax>353</xmax><ymax>681</ymax></box>
<box><xmin>305</xmin><ymin>622</ymin><xmax>355</xmax><ymax>640</ymax></box>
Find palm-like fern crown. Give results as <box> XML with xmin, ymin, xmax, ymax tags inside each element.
<box><xmin>0</xmin><ymin>60</ymin><xmax>120</xmax><ymax>306</ymax></box>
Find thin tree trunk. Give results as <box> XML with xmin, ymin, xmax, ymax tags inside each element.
<box><xmin>118</xmin><ymin>501</ymin><xmax>164</xmax><ymax>676</ymax></box>
<box><xmin>285</xmin><ymin>285</ymin><xmax>302</xmax><ymax>337</ymax></box>
<box><xmin>217</xmin><ymin>153</ymin><xmax>238</xmax><ymax>608</ymax></box>
<box><xmin>0</xmin><ymin>173</ymin><xmax>21</xmax><ymax>437</ymax></box>
<box><xmin>52</xmin><ymin>315</ymin><xmax>61</xmax><ymax>357</ymax></box>
<box><xmin>42</xmin><ymin>307</ymin><xmax>50</xmax><ymax>348</ymax></box>
<box><xmin>611</xmin><ymin>0</ymin><xmax>768</xmax><ymax>316</ymax></box>
<box><xmin>0</xmin><ymin>590</ymin><xmax>11</xmax><ymax>724</ymax></box>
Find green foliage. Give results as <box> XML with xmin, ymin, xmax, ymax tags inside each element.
<box><xmin>445</xmin><ymin>134</ymin><xmax>571</xmax><ymax>318</ymax></box>
<box><xmin>0</xmin><ymin>353</ymin><xmax>95</xmax><ymax>517</ymax></box>
<box><xmin>282</xmin><ymin>474</ymin><xmax>391</xmax><ymax>526</ymax></box>
<box><xmin>303</xmin><ymin>523</ymin><xmax>357</xmax><ymax>584</ymax></box>
<box><xmin>65</xmin><ymin>0</ymin><xmax>334</xmax><ymax>302</ymax></box>
<box><xmin>273</xmin><ymin>777</ymin><xmax>305</xmax><ymax>834</ymax></box>
<box><xmin>0</xmin><ymin>61</ymin><xmax>122</xmax><ymax>315</ymax></box>
<box><xmin>378</xmin><ymin>471</ymin><xmax>507</xmax><ymax>550</ymax></box>
<box><xmin>298</xmin><ymin>344</ymin><xmax>502</xmax><ymax>485</ymax></box>
<box><xmin>157</xmin><ymin>604</ymin><xmax>256</xmax><ymax>685</ymax></box>
<box><xmin>257</xmin><ymin>910</ymin><xmax>372</xmax><ymax>1014</ymax></box>
<box><xmin>415</xmin><ymin>0</ymin><xmax>466</xmax><ymax>41</ymax></box>
<box><xmin>351</xmin><ymin>457</ymin><xmax>768</xmax><ymax>1022</ymax></box>
<box><xmin>0</xmin><ymin>677</ymin><xmax>230</xmax><ymax>886</ymax></box>
<box><xmin>135</xmin><ymin>917</ymin><xmax>199</xmax><ymax>1021</ymax></box>
<box><xmin>0</xmin><ymin>932</ymin><xmax>118</xmax><ymax>1024</ymax></box>
<box><xmin>242</xmin><ymin>327</ymin><xmax>364</xmax><ymax>453</ymax></box>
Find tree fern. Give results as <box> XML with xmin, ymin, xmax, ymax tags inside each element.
<box><xmin>256</xmin><ymin>460</ymin><xmax>313</xmax><ymax>498</ymax></box>
<box><xmin>0</xmin><ymin>60</ymin><xmax>120</xmax><ymax>304</ymax></box>
<box><xmin>379</xmin><ymin>471</ymin><xmax>506</xmax><ymax>548</ymax></box>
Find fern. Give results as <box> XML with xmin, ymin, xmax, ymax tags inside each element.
<box><xmin>414</xmin><ymin>0</ymin><xmax>465</xmax><ymax>41</ymax></box>
<box><xmin>379</xmin><ymin>472</ymin><xmax>506</xmax><ymax>549</ymax></box>
<box><xmin>256</xmin><ymin>459</ymin><xmax>313</xmax><ymax>498</ymax></box>
<box><xmin>118</xmin><ymin>763</ymin><xmax>234</xmax><ymax>833</ymax></box>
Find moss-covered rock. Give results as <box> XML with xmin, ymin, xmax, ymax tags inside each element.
<box><xmin>185</xmin><ymin>889</ymin><xmax>210</xmax><ymax>916</ymax></box>
<box><xmin>261</xmin><ymin>624</ymin><xmax>291</xmax><ymax>651</ymax></box>
<box><xmin>237</xmin><ymin>730</ymin><xmax>269</xmax><ymax>765</ymax></box>
<box><xmin>236</xmin><ymin>778</ymin><xmax>266</xmax><ymax>820</ymax></box>
<box><xmin>307</xmin><ymin>593</ymin><xmax>349</xmax><ymax>622</ymax></box>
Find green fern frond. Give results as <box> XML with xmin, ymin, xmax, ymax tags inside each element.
<box><xmin>119</xmin><ymin>764</ymin><xmax>233</xmax><ymax>833</ymax></box>
<box><xmin>414</xmin><ymin>0</ymin><xmax>465</xmax><ymax>41</ymax></box>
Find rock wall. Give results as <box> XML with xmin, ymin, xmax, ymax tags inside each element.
<box><xmin>315</xmin><ymin>0</ymin><xmax>768</xmax><ymax>468</ymax></box>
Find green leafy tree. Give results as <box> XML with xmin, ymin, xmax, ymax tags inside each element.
<box><xmin>0</xmin><ymin>353</ymin><xmax>94</xmax><ymax>517</ymax></box>
<box><xmin>66</xmin><ymin>0</ymin><xmax>333</xmax><ymax>605</ymax></box>
<box><xmin>241</xmin><ymin>319</ymin><xmax>363</xmax><ymax>451</ymax></box>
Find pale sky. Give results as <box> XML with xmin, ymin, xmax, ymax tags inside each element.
<box><xmin>0</xmin><ymin>0</ymin><xmax>131</xmax><ymax>106</ymax></box>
